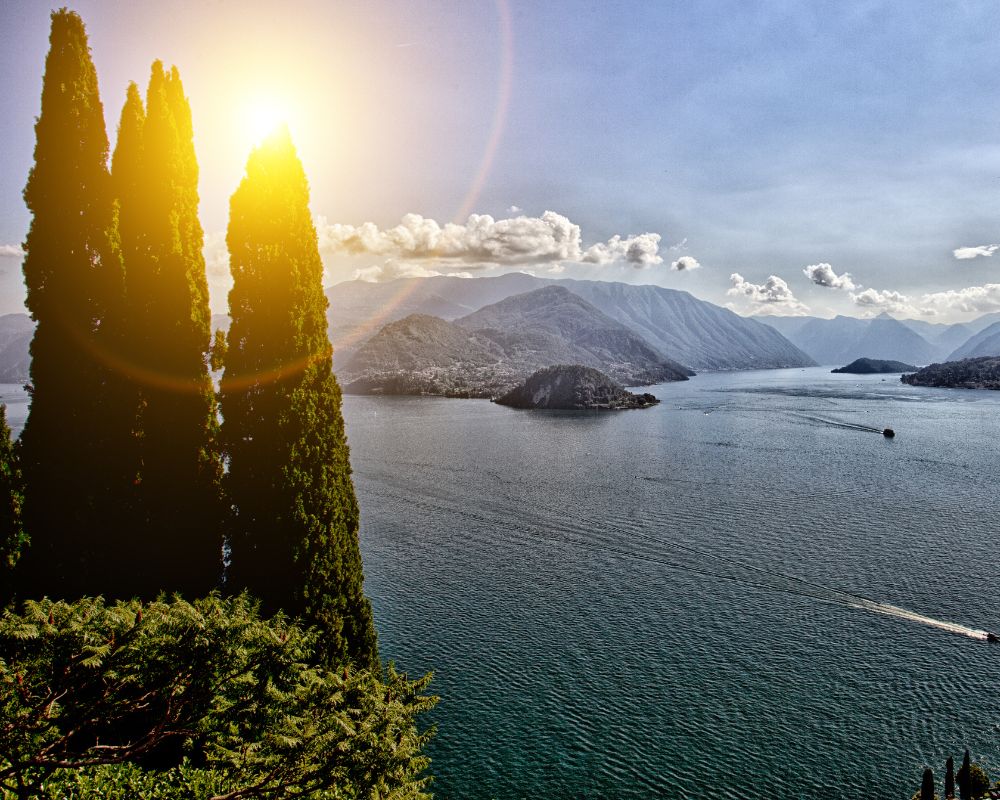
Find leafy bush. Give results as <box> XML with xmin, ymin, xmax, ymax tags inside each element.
<box><xmin>0</xmin><ymin>594</ymin><xmax>435</xmax><ymax>799</ymax></box>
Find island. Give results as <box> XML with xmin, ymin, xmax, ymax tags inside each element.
<box><xmin>900</xmin><ymin>356</ymin><xmax>1000</xmax><ymax>390</ymax></box>
<box><xmin>494</xmin><ymin>364</ymin><xmax>660</xmax><ymax>410</ymax></box>
<box><xmin>831</xmin><ymin>357</ymin><xmax>918</xmax><ymax>374</ymax></box>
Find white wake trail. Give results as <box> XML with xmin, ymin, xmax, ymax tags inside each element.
<box><xmin>850</xmin><ymin>600</ymin><xmax>990</xmax><ymax>641</ymax></box>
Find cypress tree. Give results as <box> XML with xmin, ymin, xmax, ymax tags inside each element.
<box><xmin>946</xmin><ymin>756</ymin><xmax>955</xmax><ymax>799</ymax></box>
<box><xmin>222</xmin><ymin>129</ymin><xmax>377</xmax><ymax>669</ymax></box>
<box><xmin>110</xmin><ymin>63</ymin><xmax>222</xmax><ymax>597</ymax></box>
<box><xmin>0</xmin><ymin>405</ymin><xmax>25</xmax><ymax>604</ymax></box>
<box><xmin>16</xmin><ymin>9</ymin><xmax>123</xmax><ymax>599</ymax></box>
<box><xmin>922</xmin><ymin>768</ymin><xmax>936</xmax><ymax>800</ymax></box>
<box><xmin>958</xmin><ymin>750</ymin><xmax>972</xmax><ymax>799</ymax></box>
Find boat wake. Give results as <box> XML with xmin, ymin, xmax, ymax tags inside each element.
<box><xmin>848</xmin><ymin>600</ymin><xmax>992</xmax><ymax>641</ymax></box>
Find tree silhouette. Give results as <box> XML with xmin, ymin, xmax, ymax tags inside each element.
<box><xmin>16</xmin><ymin>9</ymin><xmax>125</xmax><ymax>599</ymax></box>
<box><xmin>222</xmin><ymin>129</ymin><xmax>377</xmax><ymax>668</ymax></box>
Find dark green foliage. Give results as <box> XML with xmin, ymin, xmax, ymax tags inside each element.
<box><xmin>946</xmin><ymin>756</ymin><xmax>955</xmax><ymax>798</ymax></box>
<box><xmin>0</xmin><ymin>595</ymin><xmax>434</xmax><ymax>800</ymax></box>
<box><xmin>955</xmin><ymin>750</ymin><xmax>989</xmax><ymax>799</ymax></box>
<box><xmin>966</xmin><ymin>765</ymin><xmax>990</xmax><ymax>799</ymax></box>
<box><xmin>221</xmin><ymin>130</ymin><xmax>377</xmax><ymax>670</ymax></box>
<box><xmin>15</xmin><ymin>9</ymin><xmax>126</xmax><ymax>600</ymax></box>
<box><xmin>0</xmin><ymin>407</ymin><xmax>24</xmax><ymax>601</ymax></box>
<box><xmin>954</xmin><ymin>753</ymin><xmax>990</xmax><ymax>800</ymax></box>
<box><xmin>110</xmin><ymin>62</ymin><xmax>223</xmax><ymax>597</ymax></box>
<box><xmin>922</xmin><ymin>768</ymin><xmax>936</xmax><ymax>800</ymax></box>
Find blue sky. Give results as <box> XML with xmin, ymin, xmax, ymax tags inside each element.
<box><xmin>1</xmin><ymin>1</ymin><xmax>999</xmax><ymax>321</ymax></box>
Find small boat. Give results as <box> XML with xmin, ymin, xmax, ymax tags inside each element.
<box><xmin>883</xmin><ymin>428</ymin><xmax>895</xmax><ymax>438</ymax></box>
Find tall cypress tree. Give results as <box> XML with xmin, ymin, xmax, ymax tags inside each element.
<box><xmin>222</xmin><ymin>129</ymin><xmax>377</xmax><ymax>669</ymax></box>
<box><xmin>946</xmin><ymin>756</ymin><xmax>956</xmax><ymax>799</ymax></box>
<box><xmin>111</xmin><ymin>62</ymin><xmax>222</xmax><ymax>597</ymax></box>
<box><xmin>921</xmin><ymin>768</ymin><xmax>936</xmax><ymax>800</ymax></box>
<box><xmin>16</xmin><ymin>10</ymin><xmax>123</xmax><ymax>599</ymax></box>
<box><xmin>0</xmin><ymin>405</ymin><xmax>25</xmax><ymax>605</ymax></box>
<box><xmin>958</xmin><ymin>750</ymin><xmax>972</xmax><ymax>800</ymax></box>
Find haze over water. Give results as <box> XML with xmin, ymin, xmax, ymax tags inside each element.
<box><xmin>344</xmin><ymin>368</ymin><xmax>1000</xmax><ymax>799</ymax></box>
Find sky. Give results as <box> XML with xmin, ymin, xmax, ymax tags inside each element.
<box><xmin>1</xmin><ymin>0</ymin><xmax>999</xmax><ymax>322</ymax></box>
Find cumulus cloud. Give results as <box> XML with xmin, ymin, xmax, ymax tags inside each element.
<box><xmin>318</xmin><ymin>211</ymin><xmax>583</xmax><ymax>265</ymax></box>
<box><xmin>317</xmin><ymin>211</ymin><xmax>665</xmax><ymax>269</ymax></box>
<box><xmin>507</xmin><ymin>205</ymin><xmax>522</xmax><ymax>214</ymax></box>
<box><xmin>849</xmin><ymin>288</ymin><xmax>913</xmax><ymax>315</ymax></box>
<box><xmin>0</xmin><ymin>244</ymin><xmax>23</xmax><ymax>258</ymax></box>
<box><xmin>669</xmin><ymin>237</ymin><xmax>688</xmax><ymax>251</ymax></box>
<box><xmin>953</xmin><ymin>245</ymin><xmax>998</xmax><ymax>260</ymax></box>
<box><xmin>582</xmin><ymin>233</ymin><xmax>662</xmax><ymax>268</ymax></box>
<box><xmin>202</xmin><ymin>231</ymin><xmax>229</xmax><ymax>279</ymax></box>
<box><xmin>919</xmin><ymin>283</ymin><xmax>1000</xmax><ymax>315</ymax></box>
<box><xmin>803</xmin><ymin>262</ymin><xmax>857</xmax><ymax>291</ymax></box>
<box><xmin>728</xmin><ymin>272</ymin><xmax>808</xmax><ymax>314</ymax></box>
<box><xmin>353</xmin><ymin>259</ymin><xmax>473</xmax><ymax>283</ymax></box>
<box><xmin>670</xmin><ymin>255</ymin><xmax>701</xmax><ymax>272</ymax></box>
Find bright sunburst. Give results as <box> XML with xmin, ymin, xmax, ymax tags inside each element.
<box><xmin>242</xmin><ymin>95</ymin><xmax>290</xmax><ymax>144</ymax></box>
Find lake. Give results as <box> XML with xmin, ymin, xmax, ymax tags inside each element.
<box><xmin>344</xmin><ymin>368</ymin><xmax>1000</xmax><ymax>800</ymax></box>
<box><xmin>3</xmin><ymin>367</ymin><xmax>999</xmax><ymax>798</ymax></box>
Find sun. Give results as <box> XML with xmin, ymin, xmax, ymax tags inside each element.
<box><xmin>242</xmin><ymin>95</ymin><xmax>290</xmax><ymax>144</ymax></box>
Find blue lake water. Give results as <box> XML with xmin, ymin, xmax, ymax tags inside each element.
<box><xmin>342</xmin><ymin>368</ymin><xmax>1000</xmax><ymax>800</ymax></box>
<box><xmin>3</xmin><ymin>368</ymin><xmax>999</xmax><ymax>798</ymax></box>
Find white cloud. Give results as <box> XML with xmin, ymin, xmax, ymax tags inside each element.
<box><xmin>669</xmin><ymin>237</ymin><xmax>688</xmax><ymax>251</ymax></box>
<box><xmin>919</xmin><ymin>283</ymin><xmax>1000</xmax><ymax>314</ymax></box>
<box><xmin>317</xmin><ymin>211</ymin><xmax>665</xmax><ymax>269</ymax></box>
<box><xmin>507</xmin><ymin>205</ymin><xmax>522</xmax><ymax>214</ymax></box>
<box><xmin>353</xmin><ymin>259</ymin><xmax>473</xmax><ymax>283</ymax></box>
<box><xmin>318</xmin><ymin>211</ymin><xmax>583</xmax><ymax>265</ymax></box>
<box><xmin>582</xmin><ymin>233</ymin><xmax>663</xmax><ymax>268</ymax></box>
<box><xmin>0</xmin><ymin>244</ymin><xmax>22</xmax><ymax>258</ymax></box>
<box><xmin>953</xmin><ymin>245</ymin><xmax>998</xmax><ymax>260</ymax></box>
<box><xmin>849</xmin><ymin>288</ymin><xmax>913</xmax><ymax>315</ymax></box>
<box><xmin>670</xmin><ymin>255</ymin><xmax>701</xmax><ymax>272</ymax></box>
<box><xmin>547</xmin><ymin>264</ymin><xmax>566</xmax><ymax>274</ymax></box>
<box><xmin>803</xmin><ymin>262</ymin><xmax>857</xmax><ymax>291</ymax></box>
<box><xmin>728</xmin><ymin>272</ymin><xmax>808</xmax><ymax>314</ymax></box>
<box><xmin>202</xmin><ymin>231</ymin><xmax>229</xmax><ymax>279</ymax></box>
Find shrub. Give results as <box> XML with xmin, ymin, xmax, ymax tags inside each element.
<box><xmin>0</xmin><ymin>594</ymin><xmax>435</xmax><ymax>799</ymax></box>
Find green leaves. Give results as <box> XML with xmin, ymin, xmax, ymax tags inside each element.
<box><xmin>0</xmin><ymin>595</ymin><xmax>435</xmax><ymax>800</ymax></box>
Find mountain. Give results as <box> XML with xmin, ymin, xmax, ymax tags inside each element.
<box><xmin>556</xmin><ymin>280</ymin><xmax>814</xmax><ymax>369</ymax></box>
<box><xmin>901</xmin><ymin>357</ymin><xmax>1000</xmax><ymax>390</ymax></box>
<box><xmin>454</xmin><ymin>285</ymin><xmax>692</xmax><ymax>381</ymax></box>
<box><xmin>327</xmin><ymin>274</ymin><xmax>815</xmax><ymax>371</ymax></box>
<box><xmin>947</xmin><ymin>321</ymin><xmax>1000</xmax><ymax>361</ymax></box>
<box><xmin>0</xmin><ymin>313</ymin><xmax>33</xmax><ymax>383</ymax></box>
<box><xmin>831</xmin><ymin>358</ymin><xmax>917</xmax><ymax>374</ymax></box>
<box><xmin>761</xmin><ymin>313</ymin><xmax>937</xmax><ymax>366</ymax></box>
<box><xmin>495</xmin><ymin>365</ymin><xmax>659</xmax><ymax>410</ymax></box>
<box><xmin>341</xmin><ymin>286</ymin><xmax>692</xmax><ymax>397</ymax></box>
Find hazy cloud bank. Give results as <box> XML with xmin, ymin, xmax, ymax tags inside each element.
<box><xmin>0</xmin><ymin>244</ymin><xmax>23</xmax><ymax>258</ymax></box>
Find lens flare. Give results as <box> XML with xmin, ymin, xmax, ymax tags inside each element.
<box><xmin>242</xmin><ymin>95</ymin><xmax>290</xmax><ymax>144</ymax></box>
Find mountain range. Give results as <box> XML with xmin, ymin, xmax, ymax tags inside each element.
<box><xmin>341</xmin><ymin>285</ymin><xmax>692</xmax><ymax>397</ymax></box>
<box><xmin>946</xmin><ymin>320</ymin><xmax>1000</xmax><ymax>361</ymax></box>
<box><xmin>2</xmin><ymin>276</ymin><xmax>999</xmax><ymax>384</ymax></box>
<box><xmin>0</xmin><ymin>314</ymin><xmax>33</xmax><ymax>383</ymax></box>
<box><xmin>761</xmin><ymin>311</ymin><xmax>1000</xmax><ymax>366</ymax></box>
<box><xmin>327</xmin><ymin>274</ymin><xmax>815</xmax><ymax>372</ymax></box>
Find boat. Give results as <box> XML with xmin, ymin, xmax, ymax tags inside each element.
<box><xmin>883</xmin><ymin>428</ymin><xmax>895</xmax><ymax>438</ymax></box>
